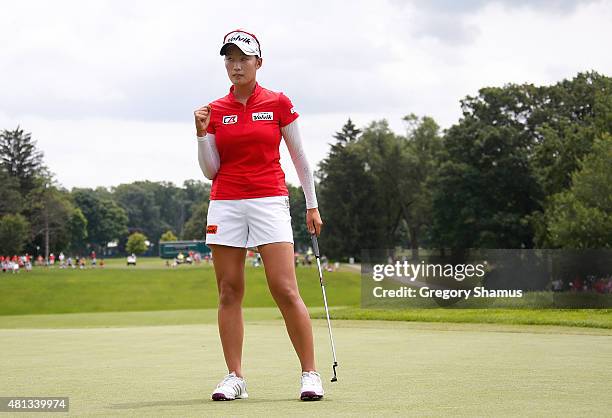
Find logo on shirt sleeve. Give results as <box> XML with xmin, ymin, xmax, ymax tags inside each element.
<box><xmin>290</xmin><ymin>107</ymin><xmax>296</xmax><ymax>114</ymax></box>
<box><xmin>206</xmin><ymin>225</ymin><xmax>218</xmax><ymax>234</ymax></box>
<box><xmin>252</xmin><ymin>112</ymin><xmax>273</xmax><ymax>121</ymax></box>
<box><xmin>223</xmin><ymin>115</ymin><xmax>238</xmax><ymax>124</ymax></box>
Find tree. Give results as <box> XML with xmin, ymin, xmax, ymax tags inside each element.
<box><xmin>72</xmin><ymin>188</ymin><xmax>129</xmax><ymax>252</ymax></box>
<box><xmin>109</xmin><ymin>180</ymin><xmax>211</xmax><ymax>241</ymax></box>
<box><xmin>531</xmin><ymin>72</ymin><xmax>612</xmax><ymax>245</ymax></box>
<box><xmin>183</xmin><ymin>201</ymin><xmax>208</xmax><ymax>240</ymax></box>
<box><xmin>356</xmin><ymin>120</ymin><xmax>415</xmax><ymax>251</ymax></box>
<box><xmin>126</xmin><ymin>232</ymin><xmax>148</xmax><ymax>255</ymax></box>
<box><xmin>181</xmin><ymin>180</ymin><xmax>211</xmax><ymax>238</ymax></box>
<box><xmin>67</xmin><ymin>207</ymin><xmax>88</xmax><ymax>253</ymax></box>
<box><xmin>160</xmin><ymin>230</ymin><xmax>178</xmax><ymax>242</ymax></box>
<box><xmin>430</xmin><ymin>72</ymin><xmax>612</xmax><ymax>251</ymax></box>
<box><xmin>287</xmin><ymin>183</ymin><xmax>310</xmax><ymax>252</ymax></box>
<box><xmin>113</xmin><ymin>182</ymin><xmax>163</xmax><ymax>244</ymax></box>
<box><xmin>0</xmin><ymin>214</ymin><xmax>30</xmax><ymax>255</ymax></box>
<box><xmin>0</xmin><ymin>167</ymin><xmax>23</xmax><ymax>216</ymax></box>
<box><xmin>530</xmin><ymin>72</ymin><xmax>612</xmax><ymax>197</ymax></box>
<box><xmin>544</xmin><ymin>135</ymin><xmax>612</xmax><ymax>248</ymax></box>
<box><xmin>26</xmin><ymin>182</ymin><xmax>75</xmax><ymax>259</ymax></box>
<box><xmin>182</xmin><ymin>179</ymin><xmax>210</xmax><ymax>204</ymax></box>
<box><xmin>0</xmin><ymin>126</ymin><xmax>46</xmax><ymax>195</ymax></box>
<box><xmin>431</xmin><ymin>114</ymin><xmax>541</xmax><ymax>250</ymax></box>
<box><xmin>317</xmin><ymin>120</ymin><xmax>389</xmax><ymax>259</ymax></box>
<box><xmin>333</xmin><ymin>118</ymin><xmax>361</xmax><ymax>145</ymax></box>
<box><xmin>119</xmin><ymin>181</ymin><xmax>186</xmax><ymax>241</ymax></box>
<box><xmin>399</xmin><ymin>114</ymin><xmax>443</xmax><ymax>258</ymax></box>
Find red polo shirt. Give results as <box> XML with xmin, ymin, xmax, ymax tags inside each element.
<box><xmin>206</xmin><ymin>82</ymin><xmax>299</xmax><ymax>200</ymax></box>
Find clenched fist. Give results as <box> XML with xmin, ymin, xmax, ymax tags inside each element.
<box><xmin>194</xmin><ymin>104</ymin><xmax>212</xmax><ymax>137</ymax></box>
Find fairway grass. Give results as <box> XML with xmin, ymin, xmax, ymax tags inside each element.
<box><xmin>1</xmin><ymin>313</ymin><xmax>610</xmax><ymax>416</ymax></box>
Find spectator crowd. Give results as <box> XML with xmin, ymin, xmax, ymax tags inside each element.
<box><xmin>551</xmin><ymin>275</ymin><xmax>612</xmax><ymax>294</ymax></box>
<box><xmin>1</xmin><ymin>251</ymin><xmax>104</xmax><ymax>274</ymax></box>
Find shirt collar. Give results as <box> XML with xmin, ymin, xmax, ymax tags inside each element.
<box><xmin>228</xmin><ymin>82</ymin><xmax>262</xmax><ymax>105</ymax></box>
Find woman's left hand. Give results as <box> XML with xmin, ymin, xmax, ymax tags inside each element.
<box><xmin>306</xmin><ymin>207</ymin><xmax>323</xmax><ymax>236</ymax></box>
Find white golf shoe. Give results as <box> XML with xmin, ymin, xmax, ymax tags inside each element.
<box><xmin>300</xmin><ymin>370</ymin><xmax>324</xmax><ymax>401</ymax></box>
<box><xmin>211</xmin><ymin>371</ymin><xmax>248</xmax><ymax>401</ymax></box>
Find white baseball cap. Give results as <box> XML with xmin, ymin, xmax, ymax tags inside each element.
<box><xmin>220</xmin><ymin>29</ymin><xmax>262</xmax><ymax>57</ymax></box>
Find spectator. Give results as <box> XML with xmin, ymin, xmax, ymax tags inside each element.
<box><xmin>570</xmin><ymin>276</ymin><xmax>583</xmax><ymax>292</ymax></box>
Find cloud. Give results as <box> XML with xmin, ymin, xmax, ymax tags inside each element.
<box><xmin>389</xmin><ymin>0</ymin><xmax>599</xmax><ymax>45</ymax></box>
<box><xmin>0</xmin><ymin>0</ymin><xmax>610</xmax><ymax>189</ymax></box>
<box><xmin>406</xmin><ymin>0</ymin><xmax>597</xmax><ymax>14</ymax></box>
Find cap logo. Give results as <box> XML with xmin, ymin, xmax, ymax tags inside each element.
<box><xmin>227</xmin><ymin>34</ymin><xmax>252</xmax><ymax>44</ymax></box>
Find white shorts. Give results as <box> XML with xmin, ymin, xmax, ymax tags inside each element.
<box><xmin>205</xmin><ymin>195</ymin><xmax>293</xmax><ymax>248</ymax></box>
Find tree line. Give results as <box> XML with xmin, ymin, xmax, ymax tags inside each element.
<box><xmin>0</xmin><ymin>129</ymin><xmax>313</xmax><ymax>257</ymax></box>
<box><xmin>318</xmin><ymin>71</ymin><xmax>611</xmax><ymax>259</ymax></box>
<box><xmin>1</xmin><ymin>71</ymin><xmax>610</xmax><ymax>259</ymax></box>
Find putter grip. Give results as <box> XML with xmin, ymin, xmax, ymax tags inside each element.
<box><xmin>311</xmin><ymin>234</ymin><xmax>320</xmax><ymax>258</ymax></box>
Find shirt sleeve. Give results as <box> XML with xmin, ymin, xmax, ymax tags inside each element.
<box><xmin>280</xmin><ymin>119</ymin><xmax>318</xmax><ymax>209</ymax></box>
<box><xmin>197</xmin><ymin>133</ymin><xmax>220</xmax><ymax>180</ymax></box>
<box><xmin>278</xmin><ymin>93</ymin><xmax>299</xmax><ymax>128</ymax></box>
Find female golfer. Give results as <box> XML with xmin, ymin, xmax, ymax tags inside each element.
<box><xmin>194</xmin><ymin>29</ymin><xmax>324</xmax><ymax>401</ymax></box>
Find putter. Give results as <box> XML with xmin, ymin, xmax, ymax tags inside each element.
<box><xmin>310</xmin><ymin>232</ymin><xmax>339</xmax><ymax>382</ymax></box>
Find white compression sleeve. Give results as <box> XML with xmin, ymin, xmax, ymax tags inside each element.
<box><xmin>281</xmin><ymin>119</ymin><xmax>319</xmax><ymax>209</ymax></box>
<box><xmin>197</xmin><ymin>133</ymin><xmax>220</xmax><ymax>180</ymax></box>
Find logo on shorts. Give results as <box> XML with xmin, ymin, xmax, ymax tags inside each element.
<box><xmin>223</xmin><ymin>115</ymin><xmax>238</xmax><ymax>124</ymax></box>
<box><xmin>206</xmin><ymin>225</ymin><xmax>218</xmax><ymax>234</ymax></box>
<box><xmin>252</xmin><ymin>111</ymin><xmax>273</xmax><ymax>121</ymax></box>
<box><xmin>285</xmin><ymin>196</ymin><xmax>290</xmax><ymax>209</ymax></box>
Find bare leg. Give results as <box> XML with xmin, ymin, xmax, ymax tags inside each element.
<box><xmin>209</xmin><ymin>244</ymin><xmax>247</xmax><ymax>377</ymax></box>
<box><xmin>257</xmin><ymin>242</ymin><xmax>316</xmax><ymax>372</ymax></box>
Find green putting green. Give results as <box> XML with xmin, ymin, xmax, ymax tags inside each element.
<box><xmin>1</xmin><ymin>309</ymin><xmax>611</xmax><ymax>416</ymax></box>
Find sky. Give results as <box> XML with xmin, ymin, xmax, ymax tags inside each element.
<box><xmin>1</xmin><ymin>0</ymin><xmax>610</xmax><ymax>190</ymax></box>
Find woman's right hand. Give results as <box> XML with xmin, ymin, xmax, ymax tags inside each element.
<box><xmin>194</xmin><ymin>104</ymin><xmax>212</xmax><ymax>137</ymax></box>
